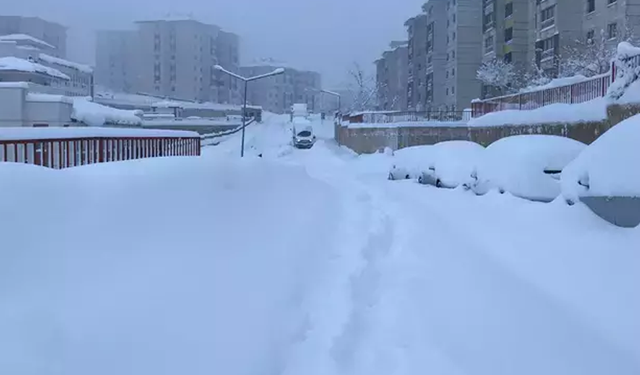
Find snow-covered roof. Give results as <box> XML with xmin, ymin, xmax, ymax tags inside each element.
<box><xmin>0</xmin><ymin>56</ymin><xmax>70</xmax><ymax>80</ymax></box>
<box><xmin>71</xmin><ymin>97</ymin><xmax>143</xmax><ymax>127</ymax></box>
<box><xmin>38</xmin><ymin>53</ymin><xmax>93</xmax><ymax>74</ymax></box>
<box><xmin>26</xmin><ymin>92</ymin><xmax>73</xmax><ymax>104</ymax></box>
<box><xmin>16</xmin><ymin>45</ymin><xmax>41</xmax><ymax>51</ymax></box>
<box><xmin>241</xmin><ymin>58</ymin><xmax>296</xmax><ymax>70</ymax></box>
<box><xmin>0</xmin><ymin>33</ymin><xmax>55</xmax><ymax>49</ymax></box>
<box><xmin>0</xmin><ymin>82</ymin><xmax>29</xmax><ymax>89</ymax></box>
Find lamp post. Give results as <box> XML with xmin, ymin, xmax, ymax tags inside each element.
<box><xmin>320</xmin><ymin>89</ymin><xmax>341</xmax><ymax>114</ymax></box>
<box><xmin>214</xmin><ymin>65</ymin><xmax>285</xmax><ymax>157</ymax></box>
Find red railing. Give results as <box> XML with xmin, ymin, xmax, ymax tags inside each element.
<box><xmin>0</xmin><ymin>135</ymin><xmax>201</xmax><ymax>169</ymax></box>
<box><xmin>471</xmin><ymin>73</ymin><xmax>611</xmax><ymax>117</ymax></box>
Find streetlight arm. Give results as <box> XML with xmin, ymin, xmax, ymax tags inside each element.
<box><xmin>247</xmin><ymin>68</ymin><xmax>285</xmax><ymax>82</ymax></box>
<box><xmin>321</xmin><ymin>89</ymin><xmax>341</xmax><ymax>97</ymax></box>
<box><xmin>214</xmin><ymin>65</ymin><xmax>247</xmax><ymax>82</ymax></box>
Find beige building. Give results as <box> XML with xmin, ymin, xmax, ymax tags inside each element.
<box><xmin>95</xmin><ymin>30</ymin><xmax>139</xmax><ymax>93</ymax></box>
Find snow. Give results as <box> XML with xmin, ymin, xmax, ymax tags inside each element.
<box><xmin>0</xmin><ymin>127</ymin><xmax>198</xmax><ymax>141</ymax></box>
<box><xmin>427</xmin><ymin>141</ymin><xmax>485</xmax><ymax>188</ymax></box>
<box><xmin>0</xmin><ymin>33</ymin><xmax>55</xmax><ymax>49</ymax></box>
<box><xmin>151</xmin><ymin>99</ymin><xmax>261</xmax><ymax>111</ymax></box>
<box><xmin>614</xmin><ymin>79</ymin><xmax>640</xmax><ymax>104</ymax></box>
<box><xmin>26</xmin><ymin>93</ymin><xmax>73</xmax><ymax>103</ymax></box>
<box><xmin>0</xmin><ymin>56</ymin><xmax>70</xmax><ymax>80</ymax></box>
<box><xmin>38</xmin><ymin>53</ymin><xmax>93</xmax><ymax>73</ymax></box>
<box><xmin>71</xmin><ymin>97</ymin><xmax>143</xmax><ymax>127</ymax></box>
<box><xmin>472</xmin><ymin>135</ymin><xmax>587</xmax><ymax>202</ymax></box>
<box><xmin>562</xmin><ymin>113</ymin><xmax>640</xmax><ymax>200</ymax></box>
<box><xmin>615</xmin><ymin>41</ymin><xmax>640</xmax><ymax>60</ymax></box>
<box><xmin>388</xmin><ymin>145</ymin><xmax>433</xmax><ymax>179</ymax></box>
<box><xmin>1</xmin><ymin>113</ymin><xmax>638</xmax><ymax>375</ymax></box>
<box><xmin>519</xmin><ymin>74</ymin><xmax>591</xmax><ymax>93</ymax></box>
<box><xmin>468</xmin><ymin>98</ymin><xmax>607</xmax><ymax>126</ymax></box>
<box><xmin>0</xmin><ymin>82</ymin><xmax>29</xmax><ymax>88</ymax></box>
<box><xmin>346</xmin><ymin>120</ymin><xmax>468</xmax><ymax>128</ymax></box>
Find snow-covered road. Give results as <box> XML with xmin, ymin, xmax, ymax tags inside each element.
<box><xmin>1</xmin><ymin>113</ymin><xmax>638</xmax><ymax>375</ymax></box>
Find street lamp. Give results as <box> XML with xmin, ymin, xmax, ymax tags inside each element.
<box><xmin>214</xmin><ymin>65</ymin><xmax>285</xmax><ymax>157</ymax></box>
<box><xmin>320</xmin><ymin>89</ymin><xmax>341</xmax><ymax>114</ymax></box>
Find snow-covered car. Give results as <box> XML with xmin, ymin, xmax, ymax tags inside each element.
<box><xmin>292</xmin><ymin>126</ymin><xmax>316</xmax><ymax>149</ymax></box>
<box><xmin>417</xmin><ymin>140</ymin><xmax>485</xmax><ymax>188</ymax></box>
<box><xmin>469</xmin><ymin>135</ymin><xmax>586</xmax><ymax>202</ymax></box>
<box><xmin>561</xmin><ymin>114</ymin><xmax>640</xmax><ymax>227</ymax></box>
<box><xmin>388</xmin><ymin>145</ymin><xmax>433</xmax><ymax>180</ymax></box>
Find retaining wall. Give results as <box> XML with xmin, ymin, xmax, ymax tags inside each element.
<box><xmin>335</xmin><ymin>104</ymin><xmax>639</xmax><ymax>154</ymax></box>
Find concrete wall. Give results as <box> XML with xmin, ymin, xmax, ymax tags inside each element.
<box><xmin>25</xmin><ymin>100</ymin><xmax>73</xmax><ymax>127</ymax></box>
<box><xmin>0</xmin><ymin>85</ymin><xmax>27</xmax><ymax>126</ymax></box>
<box><xmin>337</xmin><ymin>120</ymin><xmax>610</xmax><ymax>154</ymax></box>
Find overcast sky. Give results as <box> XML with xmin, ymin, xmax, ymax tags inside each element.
<box><xmin>3</xmin><ymin>0</ymin><xmax>425</xmax><ymax>87</ymax></box>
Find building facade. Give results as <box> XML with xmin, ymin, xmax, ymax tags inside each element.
<box><xmin>481</xmin><ymin>0</ymin><xmax>532</xmax><ymax>97</ymax></box>
<box><xmin>405</xmin><ymin>14</ymin><xmax>428</xmax><ymax>110</ymax></box>
<box><xmin>215</xmin><ymin>30</ymin><xmax>241</xmax><ymax>104</ymax></box>
<box><xmin>443</xmin><ymin>0</ymin><xmax>483</xmax><ymax>110</ymax></box>
<box><xmin>0</xmin><ymin>16</ymin><xmax>66</xmax><ymax>57</ymax></box>
<box><xmin>240</xmin><ymin>62</ymin><xmax>321</xmax><ymax>114</ymax></box>
<box><xmin>95</xmin><ymin>30</ymin><xmax>139</xmax><ymax>93</ymax></box>
<box><xmin>375</xmin><ymin>41</ymin><xmax>408</xmax><ymax>111</ymax></box>
<box><xmin>424</xmin><ymin>0</ymin><xmax>449</xmax><ymax>110</ymax></box>
<box><xmin>135</xmin><ymin>18</ymin><xmax>219</xmax><ymax>102</ymax></box>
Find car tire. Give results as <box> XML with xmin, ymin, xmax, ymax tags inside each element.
<box><xmin>388</xmin><ymin>173</ymin><xmax>394</xmax><ymax>181</ymax></box>
<box><xmin>418</xmin><ymin>175</ymin><xmax>423</xmax><ymax>184</ymax></box>
<box><xmin>405</xmin><ymin>174</ymin><xmax>410</xmax><ymax>179</ymax></box>
<box><xmin>436</xmin><ymin>179</ymin><xmax>442</xmax><ymax>188</ymax></box>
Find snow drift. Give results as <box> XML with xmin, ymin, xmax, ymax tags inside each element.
<box><xmin>0</xmin><ymin>156</ymin><xmax>342</xmax><ymax>375</ymax></box>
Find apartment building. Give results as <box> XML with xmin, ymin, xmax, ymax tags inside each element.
<box><xmin>95</xmin><ymin>30</ymin><xmax>139</xmax><ymax>93</ymax></box>
<box><xmin>0</xmin><ymin>16</ymin><xmax>66</xmax><ymax>57</ymax></box>
<box><xmin>240</xmin><ymin>61</ymin><xmax>321</xmax><ymax>114</ymax></box>
<box><xmin>424</xmin><ymin>0</ymin><xmax>449</xmax><ymax>110</ymax></box>
<box><xmin>215</xmin><ymin>30</ymin><xmax>241</xmax><ymax>104</ymax></box>
<box><xmin>375</xmin><ymin>41</ymin><xmax>408</xmax><ymax>110</ymax></box>
<box><xmin>443</xmin><ymin>0</ymin><xmax>483</xmax><ymax>110</ymax></box>
<box><xmin>481</xmin><ymin>0</ymin><xmax>532</xmax><ymax>97</ymax></box>
<box><xmin>135</xmin><ymin>18</ymin><xmax>219</xmax><ymax>102</ymax></box>
<box><xmin>405</xmin><ymin>14</ymin><xmax>428</xmax><ymax>110</ymax></box>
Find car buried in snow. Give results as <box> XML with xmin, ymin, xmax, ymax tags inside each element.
<box><xmin>388</xmin><ymin>145</ymin><xmax>434</xmax><ymax>181</ymax></box>
<box><xmin>416</xmin><ymin>141</ymin><xmax>485</xmax><ymax>188</ymax></box>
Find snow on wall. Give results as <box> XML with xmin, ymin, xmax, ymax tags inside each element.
<box><xmin>0</xmin><ymin>56</ymin><xmax>70</xmax><ymax>80</ymax></box>
<box><xmin>38</xmin><ymin>53</ymin><xmax>93</xmax><ymax>74</ymax></box>
<box><xmin>71</xmin><ymin>98</ymin><xmax>143</xmax><ymax>127</ymax></box>
<box><xmin>0</xmin><ymin>127</ymin><xmax>199</xmax><ymax>141</ymax></box>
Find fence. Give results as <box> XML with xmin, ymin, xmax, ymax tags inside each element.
<box><xmin>471</xmin><ymin>73</ymin><xmax>611</xmax><ymax>117</ymax></box>
<box><xmin>0</xmin><ymin>133</ymin><xmax>201</xmax><ymax>169</ymax></box>
<box><xmin>346</xmin><ymin>110</ymin><xmax>472</xmax><ymax>124</ymax></box>
<box><xmin>471</xmin><ymin>51</ymin><xmax>640</xmax><ymax>118</ymax></box>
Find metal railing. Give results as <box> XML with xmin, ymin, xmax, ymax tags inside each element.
<box><xmin>472</xmin><ymin>51</ymin><xmax>640</xmax><ymax>118</ymax></box>
<box><xmin>0</xmin><ymin>134</ymin><xmax>200</xmax><ymax>169</ymax></box>
<box><xmin>346</xmin><ymin>110</ymin><xmax>471</xmax><ymax>124</ymax></box>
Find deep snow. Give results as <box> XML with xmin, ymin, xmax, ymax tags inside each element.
<box><xmin>1</xmin><ymin>113</ymin><xmax>638</xmax><ymax>375</ymax></box>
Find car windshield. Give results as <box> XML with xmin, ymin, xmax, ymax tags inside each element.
<box><xmin>297</xmin><ymin>131</ymin><xmax>312</xmax><ymax>137</ymax></box>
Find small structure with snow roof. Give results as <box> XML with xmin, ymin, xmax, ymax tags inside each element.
<box><xmin>0</xmin><ymin>34</ymin><xmax>57</xmax><ymax>56</ymax></box>
<box><xmin>0</xmin><ymin>56</ymin><xmax>71</xmax><ymax>92</ymax></box>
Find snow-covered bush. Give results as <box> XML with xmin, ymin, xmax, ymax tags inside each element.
<box><xmin>607</xmin><ymin>42</ymin><xmax>640</xmax><ymax>101</ymax></box>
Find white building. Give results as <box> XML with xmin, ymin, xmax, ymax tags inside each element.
<box><xmin>0</xmin><ymin>82</ymin><xmax>73</xmax><ymax>127</ymax></box>
<box><xmin>0</xmin><ymin>34</ymin><xmax>94</xmax><ymax>97</ymax></box>
<box><xmin>0</xmin><ymin>16</ymin><xmax>67</xmax><ymax>58</ymax></box>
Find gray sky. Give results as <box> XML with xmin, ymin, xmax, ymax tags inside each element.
<box><xmin>3</xmin><ymin>0</ymin><xmax>424</xmax><ymax>87</ymax></box>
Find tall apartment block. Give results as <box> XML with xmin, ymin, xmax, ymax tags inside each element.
<box><xmin>0</xmin><ymin>16</ymin><xmax>67</xmax><ymax>58</ymax></box>
<box><xmin>443</xmin><ymin>0</ymin><xmax>483</xmax><ymax>110</ymax></box>
<box><xmin>405</xmin><ymin>14</ymin><xmax>428</xmax><ymax>110</ymax></box>
<box><xmin>424</xmin><ymin>0</ymin><xmax>449</xmax><ymax>110</ymax></box>
<box><xmin>215</xmin><ymin>30</ymin><xmax>241</xmax><ymax>104</ymax></box>
<box><xmin>95</xmin><ymin>30</ymin><xmax>138</xmax><ymax>93</ymax></box>
<box><xmin>375</xmin><ymin>41</ymin><xmax>408</xmax><ymax>111</ymax></box>
<box><xmin>482</xmin><ymin>0</ymin><xmax>532</xmax><ymax>97</ymax></box>
<box><xmin>240</xmin><ymin>61</ymin><xmax>321</xmax><ymax>114</ymax></box>
<box><xmin>135</xmin><ymin>18</ymin><xmax>219</xmax><ymax>102</ymax></box>
<box><xmin>532</xmin><ymin>0</ymin><xmax>640</xmax><ymax>77</ymax></box>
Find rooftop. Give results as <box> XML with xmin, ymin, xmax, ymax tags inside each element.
<box><xmin>0</xmin><ymin>56</ymin><xmax>70</xmax><ymax>80</ymax></box>
<box><xmin>0</xmin><ymin>33</ymin><xmax>56</xmax><ymax>49</ymax></box>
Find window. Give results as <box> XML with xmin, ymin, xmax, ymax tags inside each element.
<box><xmin>446</xmin><ymin>71</ymin><xmax>449</xmax><ymax>78</ymax></box>
<box><xmin>452</xmin><ymin>86</ymin><xmax>455</xmax><ymax>94</ymax></box>
<box><xmin>608</xmin><ymin>23</ymin><xmax>618</xmax><ymax>39</ymax></box>
<box><xmin>504</xmin><ymin>52</ymin><xmax>512</xmax><ymax>63</ymax></box>
<box><xmin>586</xmin><ymin>29</ymin><xmax>595</xmax><ymax>44</ymax></box>
<box><xmin>540</xmin><ymin>5</ymin><xmax>555</xmax><ymax>28</ymax></box>
<box><xmin>451</xmin><ymin>68</ymin><xmax>455</xmax><ymax>76</ymax></box>
<box><xmin>608</xmin><ymin>0</ymin><xmax>617</xmax><ymax>3</ymax></box>
<box><xmin>484</xmin><ymin>35</ymin><xmax>494</xmax><ymax>49</ymax></box>
<box><xmin>452</xmin><ymin>50</ymin><xmax>455</xmax><ymax>59</ymax></box>
<box><xmin>446</xmin><ymin>87</ymin><xmax>449</xmax><ymax>95</ymax></box>
<box><xmin>586</xmin><ymin>0</ymin><xmax>595</xmax><ymax>13</ymax></box>
<box><xmin>505</xmin><ymin>27</ymin><xmax>513</xmax><ymax>42</ymax></box>
<box><xmin>505</xmin><ymin>3</ymin><xmax>513</xmax><ymax>17</ymax></box>
<box><xmin>452</xmin><ymin>14</ymin><xmax>456</xmax><ymax>23</ymax></box>
<box><xmin>452</xmin><ymin>32</ymin><xmax>456</xmax><ymax>40</ymax></box>
<box><xmin>484</xmin><ymin>12</ymin><xmax>494</xmax><ymax>30</ymax></box>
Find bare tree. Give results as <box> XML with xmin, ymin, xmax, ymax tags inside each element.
<box><xmin>560</xmin><ymin>30</ymin><xmax>616</xmax><ymax>77</ymax></box>
<box><xmin>346</xmin><ymin>62</ymin><xmax>377</xmax><ymax>112</ymax></box>
<box><xmin>476</xmin><ymin>58</ymin><xmax>518</xmax><ymax>96</ymax></box>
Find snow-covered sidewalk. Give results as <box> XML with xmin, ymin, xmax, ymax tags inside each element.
<box><xmin>1</xmin><ymin>113</ymin><xmax>638</xmax><ymax>375</ymax></box>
